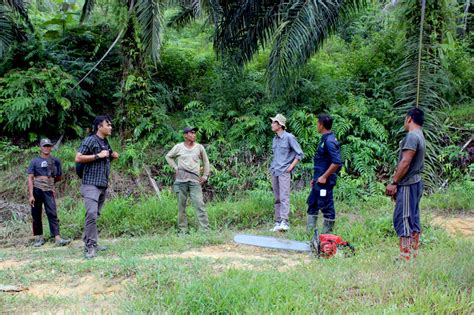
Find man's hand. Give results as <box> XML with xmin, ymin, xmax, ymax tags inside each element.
<box><xmin>111</xmin><ymin>151</ymin><xmax>119</xmax><ymax>159</ymax></box>
<box><xmin>317</xmin><ymin>176</ymin><xmax>327</xmax><ymax>185</ymax></box>
<box><xmin>385</xmin><ymin>184</ymin><xmax>397</xmax><ymax>198</ymax></box>
<box><xmin>98</xmin><ymin>150</ymin><xmax>110</xmax><ymax>159</ymax></box>
<box><xmin>310</xmin><ymin>179</ymin><xmax>314</xmax><ymax>187</ymax></box>
<box><xmin>29</xmin><ymin>196</ymin><xmax>35</xmax><ymax>207</ymax></box>
<box><xmin>199</xmin><ymin>177</ymin><xmax>207</xmax><ymax>185</ymax></box>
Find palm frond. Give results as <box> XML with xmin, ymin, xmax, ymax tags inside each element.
<box><xmin>80</xmin><ymin>0</ymin><xmax>95</xmax><ymax>24</ymax></box>
<box><xmin>135</xmin><ymin>0</ymin><xmax>163</xmax><ymax>65</ymax></box>
<box><xmin>213</xmin><ymin>0</ymin><xmax>283</xmax><ymax>66</ymax></box>
<box><xmin>1</xmin><ymin>0</ymin><xmax>33</xmax><ymax>31</ymax></box>
<box><xmin>0</xmin><ymin>4</ymin><xmax>14</xmax><ymax>58</ymax></box>
<box><xmin>393</xmin><ymin>0</ymin><xmax>452</xmax><ymax>191</ymax></box>
<box><xmin>167</xmin><ymin>5</ymin><xmax>195</xmax><ymax>27</ymax></box>
<box><xmin>267</xmin><ymin>0</ymin><xmax>366</xmax><ymax>94</ymax></box>
<box><xmin>212</xmin><ymin>0</ymin><xmax>365</xmax><ymax>94</ymax></box>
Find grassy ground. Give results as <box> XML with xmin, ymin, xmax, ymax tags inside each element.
<box><xmin>1</xmin><ymin>186</ymin><xmax>473</xmax><ymax>313</ymax></box>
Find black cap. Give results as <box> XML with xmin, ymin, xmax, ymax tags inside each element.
<box><xmin>183</xmin><ymin>127</ymin><xmax>198</xmax><ymax>133</ymax></box>
<box><xmin>40</xmin><ymin>138</ymin><xmax>53</xmax><ymax>147</ymax></box>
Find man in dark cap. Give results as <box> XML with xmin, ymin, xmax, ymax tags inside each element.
<box><xmin>166</xmin><ymin>127</ymin><xmax>210</xmax><ymax>233</ymax></box>
<box><xmin>27</xmin><ymin>138</ymin><xmax>71</xmax><ymax>247</ymax></box>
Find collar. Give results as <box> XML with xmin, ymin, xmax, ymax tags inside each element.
<box><xmin>276</xmin><ymin>130</ymin><xmax>287</xmax><ymax>139</ymax></box>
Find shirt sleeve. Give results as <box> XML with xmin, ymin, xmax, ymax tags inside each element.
<box><xmin>78</xmin><ymin>137</ymin><xmax>93</xmax><ymax>155</ymax></box>
<box><xmin>326</xmin><ymin>138</ymin><xmax>342</xmax><ymax>165</ymax></box>
<box><xmin>165</xmin><ymin>144</ymin><xmax>180</xmax><ymax>170</ymax></box>
<box><xmin>200</xmin><ymin>145</ymin><xmax>210</xmax><ymax>178</ymax></box>
<box><xmin>55</xmin><ymin>158</ymin><xmax>62</xmax><ymax>177</ymax></box>
<box><xmin>402</xmin><ymin>133</ymin><xmax>419</xmax><ymax>151</ymax></box>
<box><xmin>288</xmin><ymin>135</ymin><xmax>304</xmax><ymax>160</ymax></box>
<box><xmin>27</xmin><ymin>160</ymin><xmax>35</xmax><ymax>175</ymax></box>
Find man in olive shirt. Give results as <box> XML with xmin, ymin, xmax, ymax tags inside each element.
<box><xmin>166</xmin><ymin>127</ymin><xmax>210</xmax><ymax>233</ymax></box>
<box><xmin>269</xmin><ymin>114</ymin><xmax>304</xmax><ymax>232</ymax></box>
<box><xmin>386</xmin><ymin>108</ymin><xmax>426</xmax><ymax>261</ymax></box>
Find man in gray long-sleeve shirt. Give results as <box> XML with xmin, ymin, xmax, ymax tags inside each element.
<box><xmin>269</xmin><ymin>114</ymin><xmax>304</xmax><ymax>232</ymax></box>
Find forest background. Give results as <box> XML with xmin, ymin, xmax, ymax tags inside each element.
<box><xmin>0</xmin><ymin>0</ymin><xmax>472</xmax><ymax>233</ymax></box>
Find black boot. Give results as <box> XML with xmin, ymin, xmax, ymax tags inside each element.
<box><xmin>306</xmin><ymin>215</ymin><xmax>318</xmax><ymax>233</ymax></box>
<box><xmin>321</xmin><ymin>219</ymin><xmax>335</xmax><ymax>234</ymax></box>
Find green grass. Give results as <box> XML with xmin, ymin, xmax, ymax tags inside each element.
<box><xmin>1</xmin><ymin>182</ymin><xmax>472</xmax><ymax>313</ymax></box>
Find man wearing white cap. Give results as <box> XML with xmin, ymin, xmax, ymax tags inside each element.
<box><xmin>269</xmin><ymin>114</ymin><xmax>304</xmax><ymax>232</ymax></box>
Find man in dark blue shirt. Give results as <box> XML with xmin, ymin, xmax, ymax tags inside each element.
<box><xmin>306</xmin><ymin>114</ymin><xmax>342</xmax><ymax>234</ymax></box>
<box><xmin>75</xmin><ymin>115</ymin><xmax>119</xmax><ymax>259</ymax></box>
<box><xmin>27</xmin><ymin>138</ymin><xmax>71</xmax><ymax>247</ymax></box>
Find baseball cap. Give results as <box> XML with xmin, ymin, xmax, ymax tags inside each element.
<box><xmin>40</xmin><ymin>138</ymin><xmax>53</xmax><ymax>147</ymax></box>
<box><xmin>183</xmin><ymin>127</ymin><xmax>198</xmax><ymax>133</ymax></box>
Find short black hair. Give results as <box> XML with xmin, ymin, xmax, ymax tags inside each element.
<box><xmin>407</xmin><ymin>108</ymin><xmax>424</xmax><ymax>126</ymax></box>
<box><xmin>93</xmin><ymin>115</ymin><xmax>112</xmax><ymax>132</ymax></box>
<box><xmin>318</xmin><ymin>114</ymin><xmax>333</xmax><ymax>130</ymax></box>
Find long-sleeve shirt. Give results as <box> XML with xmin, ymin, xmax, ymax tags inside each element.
<box><xmin>270</xmin><ymin>131</ymin><xmax>304</xmax><ymax>176</ymax></box>
<box><xmin>165</xmin><ymin>143</ymin><xmax>210</xmax><ymax>183</ymax></box>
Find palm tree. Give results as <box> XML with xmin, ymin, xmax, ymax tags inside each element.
<box><xmin>393</xmin><ymin>0</ymin><xmax>457</xmax><ymax>190</ymax></box>
<box><xmin>0</xmin><ymin>0</ymin><xmax>33</xmax><ymax>58</ymax></box>
<box><xmin>210</xmin><ymin>0</ymin><xmax>367</xmax><ymax>95</ymax></box>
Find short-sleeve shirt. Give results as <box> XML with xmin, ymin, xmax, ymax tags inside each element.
<box><xmin>78</xmin><ymin>135</ymin><xmax>113</xmax><ymax>188</ymax></box>
<box><xmin>313</xmin><ymin>132</ymin><xmax>342</xmax><ymax>186</ymax></box>
<box><xmin>270</xmin><ymin>131</ymin><xmax>304</xmax><ymax>176</ymax></box>
<box><xmin>27</xmin><ymin>156</ymin><xmax>62</xmax><ymax>177</ymax></box>
<box><xmin>398</xmin><ymin>129</ymin><xmax>425</xmax><ymax>185</ymax></box>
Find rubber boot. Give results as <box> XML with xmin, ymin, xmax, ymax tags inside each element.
<box><xmin>399</xmin><ymin>237</ymin><xmax>411</xmax><ymax>261</ymax></box>
<box><xmin>306</xmin><ymin>215</ymin><xmax>318</xmax><ymax>233</ymax></box>
<box><xmin>321</xmin><ymin>219</ymin><xmax>335</xmax><ymax>234</ymax></box>
<box><xmin>411</xmin><ymin>232</ymin><xmax>420</xmax><ymax>259</ymax></box>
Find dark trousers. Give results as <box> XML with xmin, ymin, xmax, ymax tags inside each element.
<box><xmin>31</xmin><ymin>187</ymin><xmax>60</xmax><ymax>237</ymax></box>
<box><xmin>393</xmin><ymin>181</ymin><xmax>423</xmax><ymax>237</ymax></box>
<box><xmin>81</xmin><ymin>184</ymin><xmax>107</xmax><ymax>248</ymax></box>
<box><xmin>307</xmin><ymin>183</ymin><xmax>336</xmax><ymax>220</ymax></box>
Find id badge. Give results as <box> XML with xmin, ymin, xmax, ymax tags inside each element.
<box><xmin>320</xmin><ymin>189</ymin><xmax>327</xmax><ymax>197</ymax></box>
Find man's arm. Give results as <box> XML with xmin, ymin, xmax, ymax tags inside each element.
<box><xmin>28</xmin><ymin>174</ymin><xmax>35</xmax><ymax>206</ymax></box>
<box><xmin>287</xmin><ymin>135</ymin><xmax>304</xmax><ymax>172</ymax></box>
<box><xmin>165</xmin><ymin>145</ymin><xmax>179</xmax><ymax>171</ymax></box>
<box><xmin>201</xmin><ymin>146</ymin><xmax>210</xmax><ymax>181</ymax></box>
<box><xmin>317</xmin><ymin>138</ymin><xmax>342</xmax><ymax>184</ymax></box>
<box><xmin>75</xmin><ymin>151</ymin><xmax>109</xmax><ymax>163</ymax></box>
<box><xmin>75</xmin><ymin>137</ymin><xmax>109</xmax><ymax>163</ymax></box>
<box><xmin>317</xmin><ymin>163</ymin><xmax>341</xmax><ymax>184</ymax></box>
<box><xmin>386</xmin><ymin>150</ymin><xmax>416</xmax><ymax>196</ymax></box>
<box><xmin>54</xmin><ymin>159</ymin><xmax>62</xmax><ymax>183</ymax></box>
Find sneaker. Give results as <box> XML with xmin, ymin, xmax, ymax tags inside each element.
<box><xmin>270</xmin><ymin>222</ymin><xmax>281</xmax><ymax>232</ymax></box>
<box><xmin>279</xmin><ymin>221</ymin><xmax>290</xmax><ymax>231</ymax></box>
<box><xmin>33</xmin><ymin>239</ymin><xmax>45</xmax><ymax>247</ymax></box>
<box><xmin>55</xmin><ymin>238</ymin><xmax>71</xmax><ymax>246</ymax></box>
<box><xmin>84</xmin><ymin>246</ymin><xmax>97</xmax><ymax>259</ymax></box>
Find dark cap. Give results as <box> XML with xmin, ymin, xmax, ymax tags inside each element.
<box><xmin>40</xmin><ymin>138</ymin><xmax>52</xmax><ymax>147</ymax></box>
<box><xmin>183</xmin><ymin>127</ymin><xmax>198</xmax><ymax>134</ymax></box>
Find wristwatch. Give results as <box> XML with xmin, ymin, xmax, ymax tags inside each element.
<box><xmin>94</xmin><ymin>154</ymin><xmax>99</xmax><ymax>160</ymax></box>
<box><xmin>391</xmin><ymin>180</ymin><xmax>398</xmax><ymax>185</ymax></box>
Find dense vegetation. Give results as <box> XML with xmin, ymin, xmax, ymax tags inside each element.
<box><xmin>0</xmin><ymin>0</ymin><xmax>472</xmax><ymax>198</ymax></box>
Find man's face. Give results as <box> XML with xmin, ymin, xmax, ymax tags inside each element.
<box><xmin>317</xmin><ymin>121</ymin><xmax>323</xmax><ymax>134</ymax></box>
<box><xmin>271</xmin><ymin>121</ymin><xmax>281</xmax><ymax>132</ymax></box>
<box><xmin>40</xmin><ymin>145</ymin><xmax>52</xmax><ymax>155</ymax></box>
<box><xmin>99</xmin><ymin>120</ymin><xmax>113</xmax><ymax>136</ymax></box>
<box><xmin>184</xmin><ymin>130</ymin><xmax>196</xmax><ymax>142</ymax></box>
